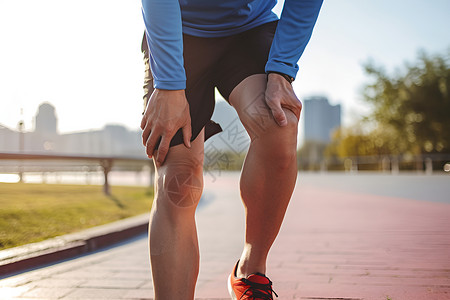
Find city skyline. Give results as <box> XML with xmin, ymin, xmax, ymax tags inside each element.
<box><xmin>0</xmin><ymin>102</ymin><xmax>145</xmax><ymax>158</ymax></box>
<box><xmin>0</xmin><ymin>0</ymin><xmax>449</xmax><ymax>134</ymax></box>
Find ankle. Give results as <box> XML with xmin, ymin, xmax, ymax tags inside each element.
<box><xmin>237</xmin><ymin>256</ymin><xmax>267</xmax><ymax>278</ymax></box>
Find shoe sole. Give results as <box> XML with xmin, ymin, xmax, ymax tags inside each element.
<box><xmin>227</xmin><ymin>274</ymin><xmax>237</xmax><ymax>300</ymax></box>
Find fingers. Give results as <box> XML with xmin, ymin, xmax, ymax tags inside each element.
<box><xmin>140</xmin><ymin>114</ymin><xmax>148</xmax><ymax>130</ymax></box>
<box><xmin>144</xmin><ymin>128</ymin><xmax>169</xmax><ymax>165</ymax></box>
<box><xmin>144</xmin><ymin>129</ymin><xmax>161</xmax><ymax>158</ymax></box>
<box><xmin>266</xmin><ymin>99</ymin><xmax>288</xmax><ymax>127</ymax></box>
<box><xmin>265</xmin><ymin>73</ymin><xmax>302</xmax><ymax>125</ymax></box>
<box><xmin>140</xmin><ymin>89</ymin><xmax>192</xmax><ymax>165</ymax></box>
<box><xmin>182</xmin><ymin>121</ymin><xmax>192</xmax><ymax>148</ymax></box>
<box><xmin>156</xmin><ymin>136</ymin><xmax>170</xmax><ymax>166</ymax></box>
<box><xmin>266</xmin><ymin>90</ymin><xmax>302</xmax><ymax>125</ymax></box>
<box><xmin>142</xmin><ymin>120</ymin><xmax>152</xmax><ymax>147</ymax></box>
<box><xmin>142</xmin><ymin>118</ymin><xmax>192</xmax><ymax>164</ymax></box>
<box><xmin>285</xmin><ymin>98</ymin><xmax>302</xmax><ymax>121</ymax></box>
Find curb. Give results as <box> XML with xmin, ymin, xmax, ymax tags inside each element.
<box><xmin>0</xmin><ymin>213</ymin><xmax>149</xmax><ymax>277</ymax></box>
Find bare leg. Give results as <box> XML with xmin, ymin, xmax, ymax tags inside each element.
<box><xmin>229</xmin><ymin>74</ymin><xmax>299</xmax><ymax>277</ymax></box>
<box><xmin>149</xmin><ymin>129</ymin><xmax>205</xmax><ymax>300</ymax></box>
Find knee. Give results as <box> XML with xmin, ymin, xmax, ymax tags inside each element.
<box><xmin>157</xmin><ymin>163</ymin><xmax>203</xmax><ymax>208</ymax></box>
<box><xmin>246</xmin><ymin>98</ymin><xmax>298</xmax><ymax>139</ymax></box>
<box><xmin>267</xmin><ymin>140</ymin><xmax>297</xmax><ymax>171</ymax></box>
<box><xmin>256</xmin><ymin>109</ymin><xmax>298</xmax><ymax>170</ymax></box>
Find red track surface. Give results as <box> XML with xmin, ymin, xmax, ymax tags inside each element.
<box><xmin>1</xmin><ymin>172</ymin><xmax>449</xmax><ymax>299</ymax></box>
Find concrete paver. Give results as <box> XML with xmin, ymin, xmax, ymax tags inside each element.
<box><xmin>1</xmin><ymin>172</ymin><xmax>449</xmax><ymax>299</ymax></box>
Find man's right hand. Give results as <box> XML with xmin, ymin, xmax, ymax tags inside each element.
<box><xmin>141</xmin><ymin>89</ymin><xmax>192</xmax><ymax>166</ymax></box>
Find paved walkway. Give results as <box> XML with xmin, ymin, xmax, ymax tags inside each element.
<box><xmin>1</xmin><ymin>172</ymin><xmax>450</xmax><ymax>299</ymax></box>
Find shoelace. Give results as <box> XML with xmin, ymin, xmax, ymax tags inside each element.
<box><xmin>239</xmin><ymin>278</ymin><xmax>278</xmax><ymax>300</ymax></box>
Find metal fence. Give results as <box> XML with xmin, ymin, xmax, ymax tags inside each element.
<box><xmin>2</xmin><ymin>152</ymin><xmax>449</xmax><ymax>194</ymax></box>
<box><xmin>0</xmin><ymin>152</ymin><xmax>153</xmax><ymax>195</ymax></box>
<box><xmin>300</xmin><ymin>153</ymin><xmax>450</xmax><ymax>174</ymax></box>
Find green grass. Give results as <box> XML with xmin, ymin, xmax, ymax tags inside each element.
<box><xmin>0</xmin><ymin>183</ymin><xmax>153</xmax><ymax>250</ymax></box>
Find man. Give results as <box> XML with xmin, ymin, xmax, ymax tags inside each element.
<box><xmin>140</xmin><ymin>0</ymin><xmax>323</xmax><ymax>299</ymax></box>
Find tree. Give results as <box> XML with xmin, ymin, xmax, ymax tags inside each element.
<box><xmin>362</xmin><ymin>49</ymin><xmax>450</xmax><ymax>155</ymax></box>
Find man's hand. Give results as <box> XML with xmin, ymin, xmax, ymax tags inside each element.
<box><xmin>141</xmin><ymin>89</ymin><xmax>192</xmax><ymax>166</ymax></box>
<box><xmin>265</xmin><ymin>73</ymin><xmax>302</xmax><ymax>126</ymax></box>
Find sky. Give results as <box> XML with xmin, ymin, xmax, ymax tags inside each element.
<box><xmin>0</xmin><ymin>0</ymin><xmax>449</xmax><ymax>135</ymax></box>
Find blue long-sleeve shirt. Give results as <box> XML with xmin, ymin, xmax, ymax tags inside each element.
<box><xmin>142</xmin><ymin>0</ymin><xmax>323</xmax><ymax>90</ymax></box>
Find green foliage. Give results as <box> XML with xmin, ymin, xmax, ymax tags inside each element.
<box><xmin>363</xmin><ymin>49</ymin><xmax>450</xmax><ymax>154</ymax></box>
<box><xmin>326</xmin><ymin>122</ymin><xmax>405</xmax><ymax>157</ymax></box>
<box><xmin>327</xmin><ymin>48</ymin><xmax>450</xmax><ymax>159</ymax></box>
<box><xmin>0</xmin><ymin>183</ymin><xmax>153</xmax><ymax>250</ymax></box>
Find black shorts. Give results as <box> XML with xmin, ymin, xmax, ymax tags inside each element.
<box><xmin>142</xmin><ymin>21</ymin><xmax>277</xmax><ymax>147</ymax></box>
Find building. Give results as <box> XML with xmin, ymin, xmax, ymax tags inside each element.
<box><xmin>0</xmin><ymin>103</ymin><xmax>145</xmax><ymax>158</ymax></box>
<box><xmin>0</xmin><ymin>124</ymin><xmax>20</xmax><ymax>152</ymax></box>
<box><xmin>35</xmin><ymin>103</ymin><xmax>58</xmax><ymax>135</ymax></box>
<box><xmin>303</xmin><ymin>96</ymin><xmax>341</xmax><ymax>143</ymax></box>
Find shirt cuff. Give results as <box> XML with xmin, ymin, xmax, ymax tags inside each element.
<box><xmin>154</xmin><ymin>79</ymin><xmax>186</xmax><ymax>90</ymax></box>
<box><xmin>265</xmin><ymin>61</ymin><xmax>298</xmax><ymax>81</ymax></box>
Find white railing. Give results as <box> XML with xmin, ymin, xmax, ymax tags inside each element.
<box><xmin>0</xmin><ymin>152</ymin><xmax>154</xmax><ymax>195</ymax></box>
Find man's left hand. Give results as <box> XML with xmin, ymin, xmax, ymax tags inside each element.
<box><xmin>265</xmin><ymin>73</ymin><xmax>302</xmax><ymax>126</ymax></box>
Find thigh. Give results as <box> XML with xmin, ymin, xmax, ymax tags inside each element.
<box><xmin>228</xmin><ymin>74</ymin><xmax>273</xmax><ymax>140</ymax></box>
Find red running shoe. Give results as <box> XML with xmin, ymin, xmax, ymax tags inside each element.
<box><xmin>228</xmin><ymin>261</ymin><xmax>278</xmax><ymax>300</ymax></box>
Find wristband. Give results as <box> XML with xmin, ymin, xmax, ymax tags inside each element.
<box><xmin>267</xmin><ymin>71</ymin><xmax>294</xmax><ymax>84</ymax></box>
